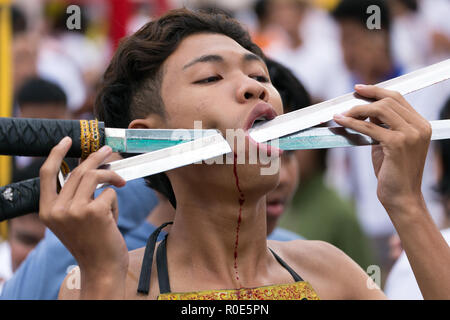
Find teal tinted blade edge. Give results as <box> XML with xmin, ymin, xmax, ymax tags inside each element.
<box><xmin>250</xmin><ymin>59</ymin><xmax>450</xmax><ymax>143</ymax></box>
<box><xmin>274</xmin><ymin>120</ymin><xmax>450</xmax><ymax>150</ymax></box>
<box><xmin>104</xmin><ymin>128</ymin><xmax>220</xmax><ymax>153</ymax></box>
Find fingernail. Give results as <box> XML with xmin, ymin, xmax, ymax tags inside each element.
<box><xmin>355</xmin><ymin>84</ymin><xmax>367</xmax><ymax>90</ymax></box>
<box><xmin>98</xmin><ymin>145</ymin><xmax>112</xmax><ymax>153</ymax></box>
<box><xmin>334</xmin><ymin>114</ymin><xmax>346</xmax><ymax>120</ymax></box>
<box><xmin>59</xmin><ymin>136</ymin><xmax>71</xmax><ymax>146</ymax></box>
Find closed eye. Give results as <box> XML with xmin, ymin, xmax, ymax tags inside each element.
<box><xmin>251</xmin><ymin>75</ymin><xmax>270</xmax><ymax>83</ymax></box>
<box><xmin>193</xmin><ymin>75</ymin><xmax>222</xmax><ymax>84</ymax></box>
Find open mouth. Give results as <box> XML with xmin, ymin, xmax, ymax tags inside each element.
<box><xmin>243</xmin><ymin>102</ymin><xmax>278</xmax><ymax>132</ymax></box>
<box><xmin>251</xmin><ymin>116</ymin><xmax>271</xmax><ymax>129</ymax></box>
<box><xmin>242</xmin><ymin>103</ymin><xmax>282</xmax><ymax>158</ymax></box>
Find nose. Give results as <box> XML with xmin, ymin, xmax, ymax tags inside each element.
<box><xmin>236</xmin><ymin>76</ymin><xmax>269</xmax><ymax>104</ymax></box>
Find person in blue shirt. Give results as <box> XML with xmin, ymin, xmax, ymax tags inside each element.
<box><xmin>1</xmin><ymin>178</ymin><xmax>158</xmax><ymax>299</ymax></box>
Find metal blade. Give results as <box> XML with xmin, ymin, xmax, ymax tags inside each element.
<box><xmin>274</xmin><ymin>120</ymin><xmax>450</xmax><ymax>150</ymax></box>
<box><xmin>55</xmin><ymin>61</ymin><xmax>450</xmax><ymax>188</ymax></box>
<box><xmin>104</xmin><ymin>128</ymin><xmax>219</xmax><ymax>153</ymax></box>
<box><xmin>57</xmin><ymin>119</ymin><xmax>450</xmax><ymax>189</ymax></box>
<box><xmin>250</xmin><ymin>59</ymin><xmax>450</xmax><ymax>143</ymax></box>
<box><xmin>59</xmin><ymin>131</ymin><xmax>231</xmax><ymax>188</ymax></box>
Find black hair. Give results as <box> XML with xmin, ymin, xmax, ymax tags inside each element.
<box><xmin>397</xmin><ymin>0</ymin><xmax>418</xmax><ymax>12</ymax></box>
<box><xmin>194</xmin><ymin>5</ymin><xmax>234</xmax><ymax>18</ymax></box>
<box><xmin>16</xmin><ymin>77</ymin><xmax>67</xmax><ymax>107</ymax></box>
<box><xmin>44</xmin><ymin>2</ymin><xmax>88</xmax><ymax>34</ymax></box>
<box><xmin>254</xmin><ymin>0</ymin><xmax>269</xmax><ymax>23</ymax></box>
<box><xmin>11</xmin><ymin>5</ymin><xmax>27</xmax><ymax>35</ymax></box>
<box><xmin>437</xmin><ymin>96</ymin><xmax>450</xmax><ymax>197</ymax></box>
<box><xmin>332</xmin><ymin>0</ymin><xmax>391</xmax><ymax>31</ymax></box>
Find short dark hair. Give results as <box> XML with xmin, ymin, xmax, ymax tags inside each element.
<box><xmin>397</xmin><ymin>0</ymin><xmax>418</xmax><ymax>12</ymax></box>
<box><xmin>95</xmin><ymin>9</ymin><xmax>264</xmax><ymax>208</ymax></box>
<box><xmin>332</xmin><ymin>0</ymin><xmax>391</xmax><ymax>31</ymax></box>
<box><xmin>95</xmin><ymin>8</ymin><xmax>263</xmax><ymax>130</ymax></box>
<box><xmin>437</xmin><ymin>96</ymin><xmax>450</xmax><ymax>198</ymax></box>
<box><xmin>16</xmin><ymin>77</ymin><xmax>67</xmax><ymax>107</ymax></box>
<box><xmin>254</xmin><ymin>0</ymin><xmax>269</xmax><ymax>23</ymax></box>
<box><xmin>11</xmin><ymin>5</ymin><xmax>27</xmax><ymax>35</ymax></box>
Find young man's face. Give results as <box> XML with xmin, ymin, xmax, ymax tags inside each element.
<box><xmin>160</xmin><ymin>33</ymin><xmax>283</xmax><ymax>134</ymax></box>
<box><xmin>156</xmin><ymin>33</ymin><xmax>284</xmax><ymax>197</ymax></box>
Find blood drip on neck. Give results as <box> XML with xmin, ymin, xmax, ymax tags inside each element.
<box><xmin>232</xmin><ymin>153</ymin><xmax>245</xmax><ymax>291</ymax></box>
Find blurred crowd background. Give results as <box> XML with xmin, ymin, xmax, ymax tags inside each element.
<box><xmin>0</xmin><ymin>0</ymin><xmax>449</xmax><ymax>299</ymax></box>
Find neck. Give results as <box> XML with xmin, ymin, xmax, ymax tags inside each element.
<box><xmin>165</xmin><ymin>162</ymin><xmax>279</xmax><ymax>289</ymax></box>
<box><xmin>169</xmin><ymin>194</ymin><xmax>269</xmax><ymax>288</ymax></box>
<box><xmin>146</xmin><ymin>200</ymin><xmax>175</xmax><ymax>231</ymax></box>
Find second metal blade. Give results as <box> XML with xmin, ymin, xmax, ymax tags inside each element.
<box><xmin>273</xmin><ymin>120</ymin><xmax>450</xmax><ymax>150</ymax></box>
<box><xmin>250</xmin><ymin>59</ymin><xmax>450</xmax><ymax>143</ymax></box>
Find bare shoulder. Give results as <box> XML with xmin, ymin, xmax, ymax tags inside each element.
<box><xmin>268</xmin><ymin>239</ymin><xmax>357</xmax><ymax>271</ymax></box>
<box><xmin>128</xmin><ymin>247</ymin><xmax>146</xmax><ymax>279</ymax></box>
<box><xmin>267</xmin><ymin>239</ymin><xmax>387</xmax><ymax>300</ymax></box>
<box><xmin>125</xmin><ymin>247</ymin><xmax>150</xmax><ymax>299</ymax></box>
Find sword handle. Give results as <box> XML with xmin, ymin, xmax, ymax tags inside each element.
<box><xmin>0</xmin><ymin>117</ymin><xmax>105</xmax><ymax>158</ymax></box>
<box><xmin>0</xmin><ymin>178</ymin><xmax>40</xmax><ymax>221</ymax></box>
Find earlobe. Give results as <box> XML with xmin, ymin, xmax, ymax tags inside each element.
<box><xmin>129</xmin><ymin>115</ymin><xmax>167</xmax><ymax>130</ymax></box>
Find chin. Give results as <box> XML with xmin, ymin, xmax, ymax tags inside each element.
<box><xmin>172</xmin><ymin>157</ymin><xmax>280</xmax><ymax>201</ymax></box>
<box><xmin>237</xmin><ymin>162</ymin><xmax>281</xmax><ymax>196</ymax></box>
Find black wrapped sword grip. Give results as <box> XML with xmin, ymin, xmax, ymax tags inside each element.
<box><xmin>0</xmin><ymin>178</ymin><xmax>40</xmax><ymax>221</ymax></box>
<box><xmin>0</xmin><ymin>117</ymin><xmax>105</xmax><ymax>158</ymax></box>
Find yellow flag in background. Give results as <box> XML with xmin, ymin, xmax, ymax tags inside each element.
<box><xmin>0</xmin><ymin>0</ymin><xmax>12</xmax><ymax>240</ymax></box>
<box><xmin>313</xmin><ymin>0</ymin><xmax>340</xmax><ymax>11</ymax></box>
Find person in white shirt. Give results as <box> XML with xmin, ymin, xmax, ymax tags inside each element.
<box><xmin>262</xmin><ymin>0</ymin><xmax>351</xmax><ymax>102</ymax></box>
<box><xmin>0</xmin><ymin>241</ymin><xmax>13</xmax><ymax>295</ymax></box>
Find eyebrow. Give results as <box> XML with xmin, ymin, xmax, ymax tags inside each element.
<box><xmin>182</xmin><ymin>53</ymin><xmax>265</xmax><ymax>70</ymax></box>
<box><xmin>243</xmin><ymin>53</ymin><xmax>265</xmax><ymax>64</ymax></box>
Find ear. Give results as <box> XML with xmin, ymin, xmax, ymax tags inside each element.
<box><xmin>129</xmin><ymin>114</ymin><xmax>167</xmax><ymax>130</ymax></box>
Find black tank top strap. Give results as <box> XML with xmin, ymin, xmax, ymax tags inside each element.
<box><xmin>156</xmin><ymin>234</ymin><xmax>171</xmax><ymax>294</ymax></box>
<box><xmin>137</xmin><ymin>221</ymin><xmax>173</xmax><ymax>295</ymax></box>
<box><xmin>138</xmin><ymin>222</ymin><xmax>305</xmax><ymax>296</ymax></box>
<box><xmin>269</xmin><ymin>248</ymin><xmax>304</xmax><ymax>282</ymax></box>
